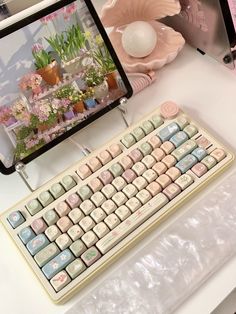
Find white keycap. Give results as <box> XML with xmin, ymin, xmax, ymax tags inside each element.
<box><xmin>45</xmin><ymin>225</ymin><xmax>61</xmax><ymax>242</ymax></box>
<box><xmin>136</xmin><ymin>189</ymin><xmax>152</xmax><ymax>204</ymax></box>
<box><xmin>175</xmin><ymin>174</ymin><xmax>194</xmax><ymax>190</ymax></box>
<box><xmin>67</xmin><ymin>225</ymin><xmax>84</xmax><ymax>241</ymax></box>
<box><xmin>56</xmin><ymin>234</ymin><xmax>72</xmax><ymax>250</ymax></box>
<box><xmin>122</xmin><ymin>184</ymin><xmax>138</xmax><ymax>198</ymax></box>
<box><xmin>80</xmin><ymin>200</ymin><xmax>95</xmax><ymax>215</ymax></box>
<box><xmin>115</xmin><ymin>205</ymin><xmax>131</xmax><ymax>221</ymax></box>
<box><xmin>96</xmin><ymin>193</ymin><xmax>169</xmax><ymax>254</ymax></box>
<box><xmin>112</xmin><ymin>177</ymin><xmax>126</xmax><ymax>191</ymax></box>
<box><xmin>68</xmin><ymin>208</ymin><xmax>84</xmax><ymax>224</ymax></box>
<box><xmin>102</xmin><ymin>200</ymin><xmax>117</xmax><ymax>215</ymax></box>
<box><xmin>104</xmin><ymin>214</ymin><xmax>121</xmax><ymax>229</ymax></box>
<box><xmin>133</xmin><ymin>177</ymin><xmax>148</xmax><ymax>190</ymax></box>
<box><xmin>102</xmin><ymin>184</ymin><xmax>116</xmax><ymax>198</ymax></box>
<box><xmin>50</xmin><ymin>271</ymin><xmax>71</xmax><ymax>292</ymax></box>
<box><xmin>81</xmin><ymin>231</ymin><xmax>98</xmax><ymax>248</ymax></box>
<box><xmin>132</xmin><ymin>162</ymin><xmax>147</xmax><ymax>176</ymax></box>
<box><xmin>93</xmin><ymin>222</ymin><xmax>110</xmax><ymax>238</ymax></box>
<box><xmin>126</xmin><ymin>197</ymin><xmax>142</xmax><ymax>212</ymax></box>
<box><xmin>112</xmin><ymin>192</ymin><xmax>128</xmax><ymax>207</ymax></box>
<box><xmin>142</xmin><ymin>155</ymin><xmax>156</xmax><ymax>168</ymax></box>
<box><xmin>91</xmin><ymin>192</ymin><xmax>106</xmax><ymax>207</ymax></box>
<box><xmin>142</xmin><ymin>169</ymin><xmax>158</xmax><ymax>183</ymax></box>
<box><xmin>91</xmin><ymin>208</ymin><xmax>107</xmax><ymax>223</ymax></box>
<box><xmin>79</xmin><ymin>217</ymin><xmax>95</xmax><ymax>232</ymax></box>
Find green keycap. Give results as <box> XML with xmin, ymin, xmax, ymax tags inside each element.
<box><xmin>139</xmin><ymin>142</ymin><xmax>152</xmax><ymax>156</ymax></box>
<box><xmin>43</xmin><ymin>209</ymin><xmax>59</xmax><ymax>226</ymax></box>
<box><xmin>110</xmin><ymin>163</ymin><xmax>123</xmax><ymax>177</ymax></box>
<box><xmin>81</xmin><ymin>246</ymin><xmax>101</xmax><ymax>267</ymax></box>
<box><xmin>151</xmin><ymin>114</ymin><xmax>164</xmax><ymax>128</ymax></box>
<box><xmin>202</xmin><ymin>156</ymin><xmax>217</xmax><ymax>170</ymax></box>
<box><xmin>50</xmin><ymin>183</ymin><xmax>65</xmax><ymax>199</ymax></box>
<box><xmin>61</xmin><ymin>175</ymin><xmax>76</xmax><ymax>191</ymax></box>
<box><xmin>70</xmin><ymin>240</ymin><xmax>86</xmax><ymax>257</ymax></box>
<box><xmin>172</xmin><ymin>139</ymin><xmax>197</xmax><ymax>161</ymax></box>
<box><xmin>184</xmin><ymin>124</ymin><xmax>198</xmax><ymax>138</ymax></box>
<box><xmin>34</xmin><ymin>243</ymin><xmax>60</xmax><ymax>267</ymax></box>
<box><xmin>176</xmin><ymin>115</ymin><xmax>189</xmax><ymax>130</ymax></box>
<box><xmin>132</xmin><ymin>127</ymin><xmax>145</xmax><ymax>141</ymax></box>
<box><xmin>26</xmin><ymin>199</ymin><xmax>42</xmax><ymax>215</ymax></box>
<box><xmin>38</xmin><ymin>191</ymin><xmax>54</xmax><ymax>207</ymax></box>
<box><xmin>66</xmin><ymin>259</ymin><xmax>86</xmax><ymax>279</ymax></box>
<box><xmin>121</xmin><ymin>134</ymin><xmax>136</xmax><ymax>148</ymax></box>
<box><xmin>142</xmin><ymin>121</ymin><xmax>154</xmax><ymax>134</ymax></box>
<box><xmin>78</xmin><ymin>185</ymin><xmax>93</xmax><ymax>201</ymax></box>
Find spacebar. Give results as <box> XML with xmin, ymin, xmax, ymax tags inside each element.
<box><xmin>96</xmin><ymin>193</ymin><xmax>169</xmax><ymax>254</ymax></box>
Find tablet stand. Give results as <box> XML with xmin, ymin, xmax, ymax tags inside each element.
<box><xmin>14</xmin><ymin>97</ymin><xmax>130</xmax><ymax>193</ymax></box>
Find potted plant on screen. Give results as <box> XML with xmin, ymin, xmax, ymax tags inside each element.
<box><xmin>32</xmin><ymin>43</ymin><xmax>61</xmax><ymax>85</ymax></box>
<box><xmin>83</xmin><ymin>87</ymin><xmax>96</xmax><ymax>109</ymax></box>
<box><xmin>85</xmin><ymin>66</ymin><xmax>108</xmax><ymax>100</ymax></box>
<box><xmin>0</xmin><ymin>105</ymin><xmax>16</xmax><ymax>127</ymax></box>
<box><xmin>19</xmin><ymin>73</ymin><xmax>43</xmax><ymax>97</ymax></box>
<box><xmin>93</xmin><ymin>35</ymin><xmax>118</xmax><ymax>89</ymax></box>
<box><xmin>31</xmin><ymin>99</ymin><xmax>57</xmax><ymax>132</ymax></box>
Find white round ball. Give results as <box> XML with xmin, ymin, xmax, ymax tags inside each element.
<box><xmin>122</xmin><ymin>21</ymin><xmax>157</xmax><ymax>58</ymax></box>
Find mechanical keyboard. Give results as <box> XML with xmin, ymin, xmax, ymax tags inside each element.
<box><xmin>0</xmin><ymin>101</ymin><xmax>234</xmax><ymax>303</ymax></box>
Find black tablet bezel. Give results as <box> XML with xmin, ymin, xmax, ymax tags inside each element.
<box><xmin>0</xmin><ymin>0</ymin><xmax>133</xmax><ymax>175</ymax></box>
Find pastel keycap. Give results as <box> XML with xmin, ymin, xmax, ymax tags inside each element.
<box><xmin>8</xmin><ymin>211</ymin><xmax>25</xmax><ymax>228</ymax></box>
<box><xmin>176</xmin><ymin>154</ymin><xmax>198</xmax><ymax>173</ymax></box>
<box><xmin>50</xmin><ymin>271</ymin><xmax>71</xmax><ymax>292</ymax></box>
<box><xmin>70</xmin><ymin>240</ymin><xmax>87</xmax><ymax>257</ymax></box>
<box><xmin>19</xmin><ymin>227</ymin><xmax>36</xmax><ymax>244</ymax></box>
<box><xmin>55</xmin><ymin>201</ymin><xmax>70</xmax><ymax>217</ymax></box>
<box><xmin>201</xmin><ymin>156</ymin><xmax>217</xmax><ymax>169</ymax></box>
<box><xmin>129</xmin><ymin>149</ymin><xmax>143</xmax><ymax>163</ymax></box>
<box><xmin>152</xmin><ymin>148</ymin><xmax>165</xmax><ymax>161</ymax></box>
<box><xmin>122</xmin><ymin>169</ymin><xmax>137</xmax><ymax>183</ymax></box>
<box><xmin>61</xmin><ymin>175</ymin><xmax>76</xmax><ymax>190</ymax></box>
<box><xmin>81</xmin><ymin>246</ymin><xmax>101</xmax><ymax>267</ymax></box>
<box><xmin>160</xmin><ymin>101</ymin><xmax>180</xmax><ymax>119</ymax></box>
<box><xmin>161</xmin><ymin>141</ymin><xmax>175</xmax><ymax>154</ymax></box>
<box><xmin>26</xmin><ymin>199</ymin><xmax>42</xmax><ymax>215</ymax></box>
<box><xmin>110</xmin><ymin>163</ymin><xmax>123</xmax><ymax>177</ymax></box>
<box><xmin>192</xmin><ymin>147</ymin><xmax>207</xmax><ymax>161</ymax></box>
<box><xmin>142</xmin><ymin>120</ymin><xmax>154</xmax><ymax>134</ymax></box>
<box><xmin>43</xmin><ymin>209</ymin><xmax>59</xmax><ymax>226</ymax></box>
<box><xmin>42</xmin><ymin>249</ymin><xmax>75</xmax><ymax>279</ymax></box>
<box><xmin>99</xmin><ymin>170</ymin><xmax>114</xmax><ymax>185</ymax></box>
<box><xmin>89</xmin><ymin>178</ymin><xmax>103</xmax><ymax>192</ymax></box>
<box><xmin>87</xmin><ymin>157</ymin><xmax>102</xmax><ymax>172</ymax></box>
<box><xmin>77</xmin><ymin>165</ymin><xmax>92</xmax><ymax>180</ymax></box>
<box><xmin>57</xmin><ymin>216</ymin><xmax>73</xmax><ymax>233</ymax></box>
<box><xmin>148</xmin><ymin>136</ymin><xmax>162</xmax><ymax>149</ymax></box>
<box><xmin>176</xmin><ymin>115</ymin><xmax>189</xmax><ymax>130</ymax></box>
<box><xmin>151</xmin><ymin>114</ymin><xmax>164</xmax><ymax>128</ymax></box>
<box><xmin>31</xmin><ymin>218</ymin><xmax>47</xmax><ymax>235</ymax></box>
<box><xmin>170</xmin><ymin>131</ymin><xmax>189</xmax><ymax>147</ymax></box>
<box><xmin>34</xmin><ymin>243</ymin><xmax>60</xmax><ymax>267</ymax></box>
<box><xmin>78</xmin><ymin>186</ymin><xmax>93</xmax><ymax>201</ymax></box>
<box><xmin>38</xmin><ymin>191</ymin><xmax>54</xmax><ymax>207</ymax></box>
<box><xmin>67</xmin><ymin>193</ymin><xmax>82</xmax><ymax>208</ymax></box>
<box><xmin>119</xmin><ymin>156</ymin><xmax>133</xmax><ymax>170</ymax></box>
<box><xmin>132</xmin><ymin>127</ymin><xmax>145</xmax><ymax>141</ymax></box>
<box><xmin>27</xmin><ymin>234</ymin><xmax>49</xmax><ymax>256</ymax></box>
<box><xmin>196</xmin><ymin>136</ymin><xmax>211</xmax><ymax>149</ymax></box>
<box><xmin>109</xmin><ymin>144</ymin><xmax>122</xmax><ymax>158</ymax></box>
<box><xmin>191</xmin><ymin>163</ymin><xmax>208</xmax><ymax>177</ymax></box>
<box><xmin>175</xmin><ymin>174</ymin><xmax>194</xmax><ymax>190</ymax></box>
<box><xmin>50</xmin><ymin>183</ymin><xmax>65</xmax><ymax>199</ymax></box>
<box><xmin>171</xmin><ymin>140</ymin><xmax>197</xmax><ymax>161</ymax></box>
<box><xmin>98</xmin><ymin>150</ymin><xmax>112</xmax><ymax>165</ymax></box>
<box><xmin>163</xmin><ymin>183</ymin><xmax>181</xmax><ymax>200</ymax></box>
<box><xmin>158</xmin><ymin>123</ymin><xmax>180</xmax><ymax>142</ymax></box>
<box><xmin>121</xmin><ymin>133</ymin><xmax>136</xmax><ymax>148</ymax></box>
<box><xmin>184</xmin><ymin>125</ymin><xmax>198</xmax><ymax>138</ymax></box>
<box><xmin>66</xmin><ymin>259</ymin><xmax>86</xmax><ymax>279</ymax></box>
<box><xmin>139</xmin><ymin>142</ymin><xmax>152</xmax><ymax>156</ymax></box>
<box><xmin>211</xmin><ymin>148</ymin><xmax>226</xmax><ymax>162</ymax></box>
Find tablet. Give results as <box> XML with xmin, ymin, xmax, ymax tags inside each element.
<box><xmin>0</xmin><ymin>0</ymin><xmax>132</xmax><ymax>174</ymax></box>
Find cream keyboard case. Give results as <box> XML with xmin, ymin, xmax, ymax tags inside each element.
<box><xmin>0</xmin><ymin>101</ymin><xmax>234</xmax><ymax>303</ymax></box>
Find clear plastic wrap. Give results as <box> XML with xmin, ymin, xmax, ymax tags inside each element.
<box><xmin>66</xmin><ymin>172</ymin><xmax>236</xmax><ymax>314</ymax></box>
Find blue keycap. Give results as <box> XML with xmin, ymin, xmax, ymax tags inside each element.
<box><xmin>170</xmin><ymin>131</ymin><xmax>189</xmax><ymax>147</ymax></box>
<box><xmin>8</xmin><ymin>211</ymin><xmax>25</xmax><ymax>229</ymax></box>
<box><xmin>176</xmin><ymin>154</ymin><xmax>198</xmax><ymax>173</ymax></box>
<box><xmin>192</xmin><ymin>147</ymin><xmax>207</xmax><ymax>161</ymax></box>
<box><xmin>159</xmin><ymin>123</ymin><xmax>180</xmax><ymax>142</ymax></box>
<box><xmin>42</xmin><ymin>249</ymin><xmax>75</xmax><ymax>279</ymax></box>
<box><xmin>27</xmin><ymin>234</ymin><xmax>49</xmax><ymax>256</ymax></box>
<box><xmin>19</xmin><ymin>227</ymin><xmax>36</xmax><ymax>244</ymax></box>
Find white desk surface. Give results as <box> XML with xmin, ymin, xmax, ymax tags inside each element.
<box><xmin>1</xmin><ymin>1</ymin><xmax>236</xmax><ymax>313</ymax></box>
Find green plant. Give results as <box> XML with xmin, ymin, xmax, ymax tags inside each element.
<box><xmin>16</xmin><ymin>126</ymin><xmax>33</xmax><ymax>140</ymax></box>
<box><xmin>55</xmin><ymin>85</ymin><xmax>76</xmax><ymax>99</ymax></box>
<box><xmin>32</xmin><ymin>43</ymin><xmax>53</xmax><ymax>70</ymax></box>
<box><xmin>93</xmin><ymin>36</ymin><xmax>116</xmax><ymax>73</ymax></box>
<box><xmin>85</xmin><ymin>66</ymin><xmax>105</xmax><ymax>87</ymax></box>
<box><xmin>46</xmin><ymin>24</ymin><xmax>87</xmax><ymax>62</ymax></box>
<box><xmin>83</xmin><ymin>87</ymin><xmax>95</xmax><ymax>100</ymax></box>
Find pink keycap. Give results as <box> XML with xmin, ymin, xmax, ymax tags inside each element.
<box><xmin>89</xmin><ymin>178</ymin><xmax>103</xmax><ymax>192</ymax></box>
<box><xmin>152</xmin><ymin>162</ymin><xmax>167</xmax><ymax>175</ymax></box>
<box><xmin>129</xmin><ymin>149</ymin><xmax>143</xmax><ymax>163</ymax></box>
<box><xmin>109</xmin><ymin>144</ymin><xmax>122</xmax><ymax>158</ymax></box>
<box><xmin>55</xmin><ymin>201</ymin><xmax>70</xmax><ymax>217</ymax></box>
<box><xmin>77</xmin><ymin>164</ymin><xmax>92</xmax><ymax>179</ymax></box>
<box><xmin>88</xmin><ymin>157</ymin><xmax>102</xmax><ymax>172</ymax></box>
<box><xmin>191</xmin><ymin>163</ymin><xmax>208</xmax><ymax>177</ymax></box>
<box><xmin>163</xmin><ymin>183</ymin><xmax>181</xmax><ymax>200</ymax></box>
<box><xmin>122</xmin><ymin>169</ymin><xmax>137</xmax><ymax>183</ymax></box>
<box><xmin>57</xmin><ymin>216</ymin><xmax>73</xmax><ymax>233</ymax></box>
<box><xmin>119</xmin><ymin>156</ymin><xmax>133</xmax><ymax>170</ymax></box>
<box><xmin>152</xmin><ymin>148</ymin><xmax>165</xmax><ymax>161</ymax></box>
<box><xmin>148</xmin><ymin>136</ymin><xmax>161</xmax><ymax>149</ymax></box>
<box><xmin>210</xmin><ymin>148</ymin><xmax>226</xmax><ymax>162</ymax></box>
<box><xmin>162</xmin><ymin>155</ymin><xmax>177</xmax><ymax>168</ymax></box>
<box><xmin>160</xmin><ymin>101</ymin><xmax>180</xmax><ymax>119</ymax></box>
<box><xmin>99</xmin><ymin>170</ymin><xmax>114</xmax><ymax>185</ymax></box>
<box><xmin>146</xmin><ymin>182</ymin><xmax>162</xmax><ymax>196</ymax></box>
<box><xmin>31</xmin><ymin>218</ymin><xmax>47</xmax><ymax>235</ymax></box>
<box><xmin>161</xmin><ymin>141</ymin><xmax>175</xmax><ymax>154</ymax></box>
<box><xmin>196</xmin><ymin>136</ymin><xmax>211</xmax><ymax>149</ymax></box>
<box><xmin>66</xmin><ymin>193</ymin><xmax>82</xmax><ymax>209</ymax></box>
<box><xmin>98</xmin><ymin>150</ymin><xmax>112</xmax><ymax>165</ymax></box>
<box><xmin>166</xmin><ymin>167</ymin><xmax>181</xmax><ymax>181</ymax></box>
<box><xmin>156</xmin><ymin>174</ymin><xmax>172</xmax><ymax>188</ymax></box>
